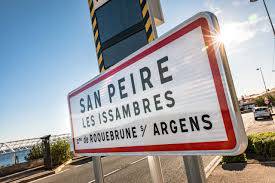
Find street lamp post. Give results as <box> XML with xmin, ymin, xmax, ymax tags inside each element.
<box><xmin>250</xmin><ymin>0</ymin><xmax>275</xmax><ymax>37</ymax></box>
<box><xmin>256</xmin><ymin>67</ymin><xmax>268</xmax><ymax>93</ymax></box>
<box><xmin>256</xmin><ymin>67</ymin><xmax>273</xmax><ymax>109</ymax></box>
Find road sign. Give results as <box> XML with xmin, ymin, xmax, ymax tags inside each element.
<box><xmin>264</xmin><ymin>97</ymin><xmax>270</xmax><ymax>105</ymax></box>
<box><xmin>68</xmin><ymin>12</ymin><xmax>247</xmax><ymax>156</ymax></box>
<box><xmin>87</xmin><ymin>0</ymin><xmax>163</xmax><ymax>72</ymax></box>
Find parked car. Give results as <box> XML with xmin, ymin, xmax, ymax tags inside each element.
<box><xmin>253</xmin><ymin>107</ymin><xmax>272</xmax><ymax>120</ymax></box>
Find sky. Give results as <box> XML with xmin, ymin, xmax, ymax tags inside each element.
<box><xmin>0</xmin><ymin>0</ymin><xmax>275</xmax><ymax>142</ymax></box>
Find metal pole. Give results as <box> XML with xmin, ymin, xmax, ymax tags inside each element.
<box><xmin>12</xmin><ymin>152</ymin><xmax>16</xmax><ymax>165</ymax></box>
<box><xmin>262</xmin><ymin>0</ymin><xmax>275</xmax><ymax>37</ymax></box>
<box><xmin>93</xmin><ymin>156</ymin><xmax>104</xmax><ymax>183</ymax></box>
<box><xmin>258</xmin><ymin>67</ymin><xmax>273</xmax><ymax>110</ymax></box>
<box><xmin>148</xmin><ymin>156</ymin><xmax>164</xmax><ymax>183</ymax></box>
<box><xmin>183</xmin><ymin>156</ymin><xmax>206</xmax><ymax>183</ymax></box>
<box><xmin>260</xmin><ymin>0</ymin><xmax>274</xmax><ymax>109</ymax></box>
<box><xmin>258</xmin><ymin>67</ymin><xmax>268</xmax><ymax>92</ymax></box>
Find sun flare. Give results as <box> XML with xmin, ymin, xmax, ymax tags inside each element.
<box><xmin>216</xmin><ymin>25</ymin><xmax>239</xmax><ymax>45</ymax></box>
<box><xmin>213</xmin><ymin>23</ymin><xmax>254</xmax><ymax>48</ymax></box>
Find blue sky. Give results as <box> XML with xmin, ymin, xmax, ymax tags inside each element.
<box><xmin>0</xmin><ymin>0</ymin><xmax>274</xmax><ymax>141</ymax></box>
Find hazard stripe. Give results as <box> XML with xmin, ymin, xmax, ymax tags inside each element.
<box><xmin>93</xmin><ymin>24</ymin><xmax>98</xmax><ymax>35</ymax></box>
<box><xmin>145</xmin><ymin>18</ymin><xmax>151</xmax><ymax>31</ymax></box>
<box><xmin>92</xmin><ymin>18</ymin><xmax>97</xmax><ymax>29</ymax></box>
<box><xmin>139</xmin><ymin>0</ymin><xmax>155</xmax><ymax>43</ymax></box>
<box><xmin>94</xmin><ymin>30</ymin><xmax>99</xmax><ymax>40</ymax></box>
<box><xmin>88</xmin><ymin>0</ymin><xmax>105</xmax><ymax>72</ymax></box>
<box><xmin>140</xmin><ymin>0</ymin><xmax>146</xmax><ymax>10</ymax></box>
<box><xmin>99</xmin><ymin>61</ymin><xmax>105</xmax><ymax>72</ymax></box>
<box><xmin>91</xmin><ymin>12</ymin><xmax>96</xmax><ymax>23</ymax></box>
<box><xmin>96</xmin><ymin>41</ymin><xmax>101</xmax><ymax>53</ymax></box>
<box><xmin>148</xmin><ymin>33</ymin><xmax>154</xmax><ymax>42</ymax></box>
<box><xmin>98</xmin><ymin>54</ymin><xmax>103</xmax><ymax>65</ymax></box>
<box><xmin>142</xmin><ymin>3</ymin><xmax>149</xmax><ymax>17</ymax></box>
<box><xmin>90</xmin><ymin>7</ymin><xmax>95</xmax><ymax>16</ymax></box>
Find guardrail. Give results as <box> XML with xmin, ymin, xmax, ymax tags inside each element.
<box><xmin>0</xmin><ymin>134</ymin><xmax>71</xmax><ymax>167</ymax></box>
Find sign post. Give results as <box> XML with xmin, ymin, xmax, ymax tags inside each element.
<box><xmin>148</xmin><ymin>156</ymin><xmax>164</xmax><ymax>183</ymax></box>
<box><xmin>183</xmin><ymin>156</ymin><xmax>206</xmax><ymax>183</ymax></box>
<box><xmin>93</xmin><ymin>156</ymin><xmax>104</xmax><ymax>183</ymax></box>
<box><xmin>69</xmin><ymin>11</ymin><xmax>247</xmax><ymax>182</ymax></box>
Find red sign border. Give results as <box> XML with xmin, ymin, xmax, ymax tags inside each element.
<box><xmin>68</xmin><ymin>16</ymin><xmax>237</xmax><ymax>154</ymax></box>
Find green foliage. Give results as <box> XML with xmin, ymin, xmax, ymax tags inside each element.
<box><xmin>255</xmin><ymin>94</ymin><xmax>275</xmax><ymax>106</ymax></box>
<box><xmin>223</xmin><ymin>132</ymin><xmax>275</xmax><ymax>163</ymax></box>
<box><xmin>246</xmin><ymin>135</ymin><xmax>256</xmax><ymax>153</ymax></box>
<box><xmin>245</xmin><ymin>132</ymin><xmax>275</xmax><ymax>160</ymax></box>
<box><xmin>50</xmin><ymin>139</ymin><xmax>71</xmax><ymax>166</ymax></box>
<box><xmin>25</xmin><ymin>144</ymin><xmax>44</xmax><ymax>161</ymax></box>
<box><xmin>255</xmin><ymin>96</ymin><xmax>265</xmax><ymax>107</ymax></box>
<box><xmin>267</xmin><ymin>94</ymin><xmax>275</xmax><ymax>105</ymax></box>
<box><xmin>222</xmin><ymin>153</ymin><xmax>247</xmax><ymax>164</ymax></box>
<box><xmin>251</xmin><ymin>135</ymin><xmax>263</xmax><ymax>154</ymax></box>
<box><xmin>26</xmin><ymin>139</ymin><xmax>72</xmax><ymax>166</ymax></box>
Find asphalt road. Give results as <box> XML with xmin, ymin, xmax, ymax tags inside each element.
<box><xmin>31</xmin><ymin>156</ymin><xmax>215</xmax><ymax>183</ymax></box>
<box><xmin>31</xmin><ymin>113</ymin><xmax>255</xmax><ymax>183</ymax></box>
<box><xmin>242</xmin><ymin>110</ymin><xmax>274</xmax><ymax>132</ymax></box>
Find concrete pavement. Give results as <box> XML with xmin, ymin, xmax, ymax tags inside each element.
<box><xmin>208</xmin><ymin>162</ymin><xmax>275</xmax><ymax>183</ymax></box>
<box><xmin>208</xmin><ymin>112</ymin><xmax>275</xmax><ymax>183</ymax></box>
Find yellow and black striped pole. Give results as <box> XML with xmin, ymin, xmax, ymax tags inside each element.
<box><xmin>139</xmin><ymin>0</ymin><xmax>155</xmax><ymax>43</ymax></box>
<box><xmin>88</xmin><ymin>0</ymin><xmax>105</xmax><ymax>73</ymax></box>
<box><xmin>88</xmin><ymin>0</ymin><xmax>156</xmax><ymax>73</ymax></box>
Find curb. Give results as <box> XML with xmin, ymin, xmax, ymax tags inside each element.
<box><xmin>246</xmin><ymin>160</ymin><xmax>275</xmax><ymax>164</ymax></box>
<box><xmin>53</xmin><ymin>159</ymin><xmax>72</xmax><ymax>174</ymax></box>
<box><xmin>0</xmin><ymin>166</ymin><xmax>44</xmax><ymax>180</ymax></box>
<box><xmin>20</xmin><ymin>171</ymin><xmax>54</xmax><ymax>183</ymax></box>
<box><xmin>204</xmin><ymin>156</ymin><xmax>222</xmax><ymax>178</ymax></box>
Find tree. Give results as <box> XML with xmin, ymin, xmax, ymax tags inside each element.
<box><xmin>267</xmin><ymin>95</ymin><xmax>275</xmax><ymax>106</ymax></box>
<box><xmin>25</xmin><ymin>144</ymin><xmax>44</xmax><ymax>161</ymax></box>
<box><xmin>50</xmin><ymin>139</ymin><xmax>71</xmax><ymax>166</ymax></box>
<box><xmin>255</xmin><ymin>96</ymin><xmax>265</xmax><ymax>107</ymax></box>
<box><xmin>25</xmin><ymin>139</ymin><xmax>72</xmax><ymax>166</ymax></box>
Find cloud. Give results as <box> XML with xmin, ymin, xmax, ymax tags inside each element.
<box><xmin>232</xmin><ymin>0</ymin><xmax>248</xmax><ymax>7</ymax></box>
<box><xmin>219</xmin><ymin>14</ymin><xmax>270</xmax><ymax>48</ymax></box>
<box><xmin>204</xmin><ymin>0</ymin><xmax>222</xmax><ymax>15</ymax></box>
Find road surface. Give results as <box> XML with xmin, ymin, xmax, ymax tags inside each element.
<box><xmin>30</xmin><ymin>113</ymin><xmax>259</xmax><ymax>183</ymax></box>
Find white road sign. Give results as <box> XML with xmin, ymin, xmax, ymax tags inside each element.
<box><xmin>68</xmin><ymin>12</ymin><xmax>247</xmax><ymax>156</ymax></box>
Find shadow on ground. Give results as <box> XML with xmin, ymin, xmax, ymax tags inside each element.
<box><xmin>255</xmin><ymin>118</ymin><xmax>274</xmax><ymax>122</ymax></box>
<box><xmin>260</xmin><ymin>162</ymin><xmax>275</xmax><ymax>167</ymax></box>
<box><xmin>70</xmin><ymin>157</ymin><xmax>93</xmax><ymax>166</ymax></box>
<box><xmin>222</xmin><ymin>163</ymin><xmax>247</xmax><ymax>171</ymax></box>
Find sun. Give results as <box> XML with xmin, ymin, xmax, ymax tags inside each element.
<box><xmin>214</xmin><ymin>25</ymin><xmax>238</xmax><ymax>46</ymax></box>
<box><xmin>213</xmin><ymin>22</ymin><xmax>253</xmax><ymax>48</ymax></box>
<box><xmin>215</xmin><ymin>30</ymin><xmax>233</xmax><ymax>45</ymax></box>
